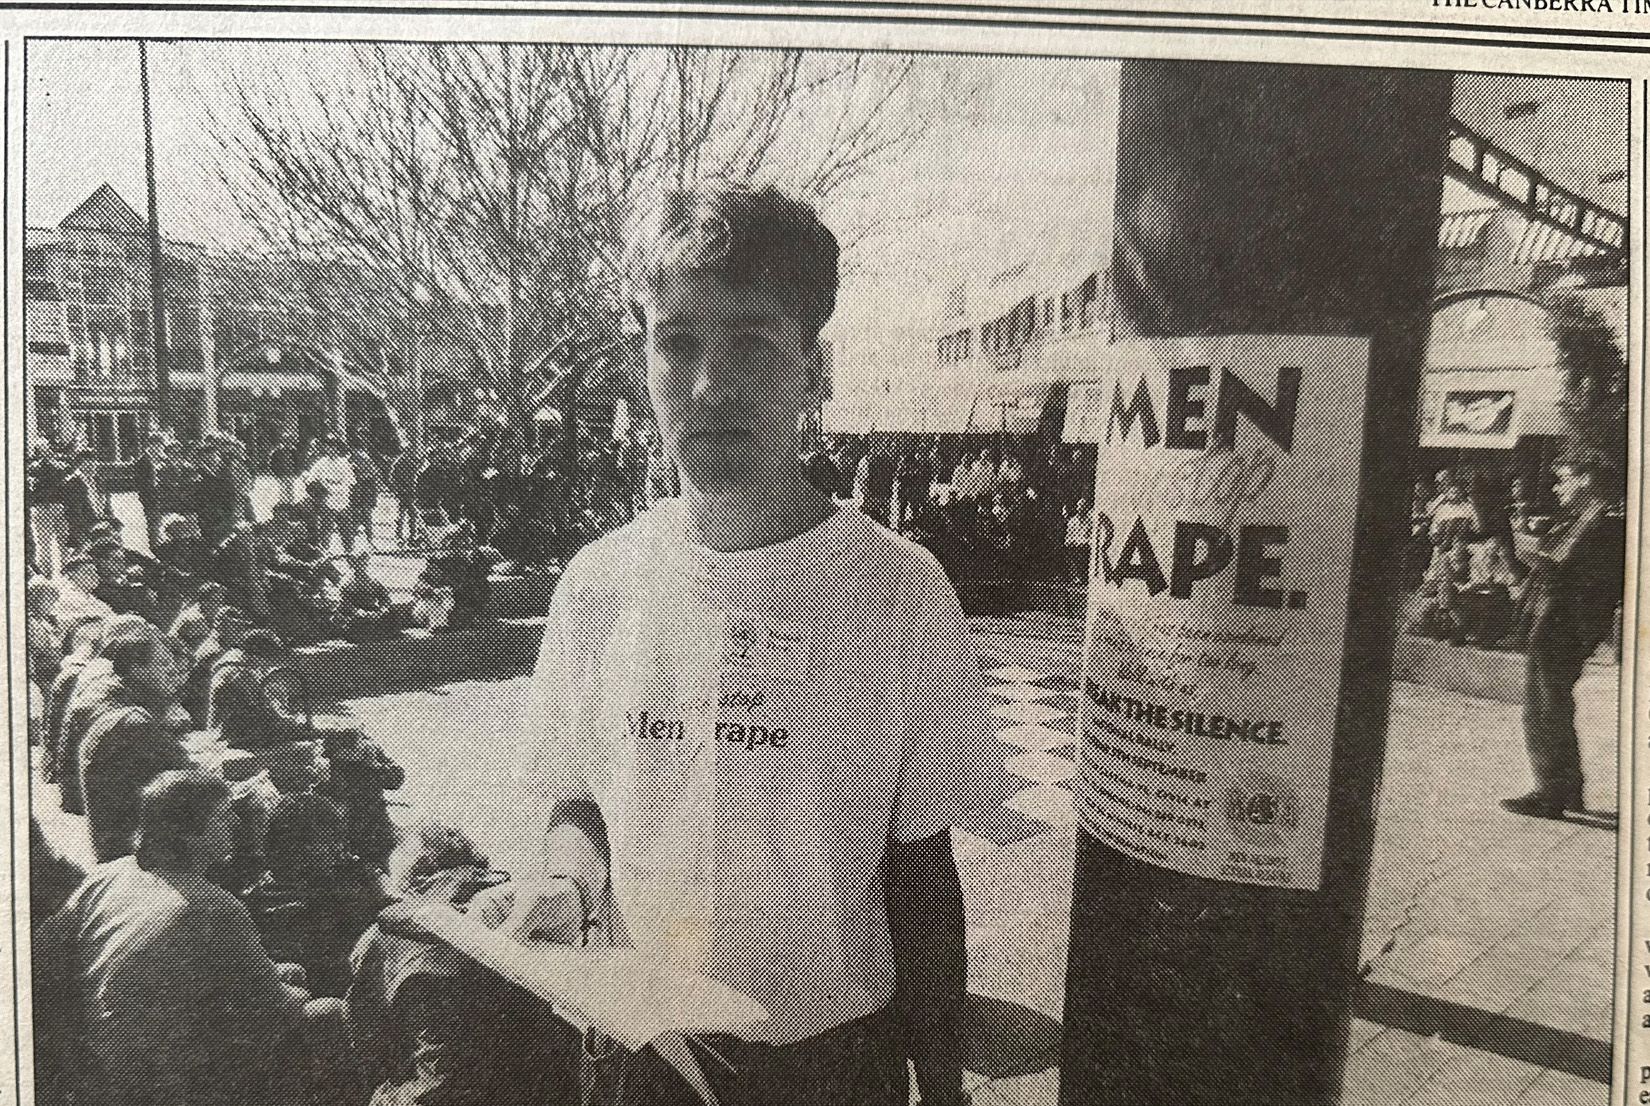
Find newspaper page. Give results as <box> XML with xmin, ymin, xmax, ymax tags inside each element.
<box><xmin>1</xmin><ymin>3</ymin><xmax>1645</xmax><ymax>1105</ymax></box>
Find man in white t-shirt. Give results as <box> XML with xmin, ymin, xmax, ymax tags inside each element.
<box><xmin>300</xmin><ymin>435</ymin><xmax>355</xmax><ymax>514</ymax></box>
<box><xmin>489</xmin><ymin>185</ymin><xmax>997</xmax><ymax>1106</ymax></box>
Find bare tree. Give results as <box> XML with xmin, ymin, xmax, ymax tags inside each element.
<box><xmin>187</xmin><ymin>42</ymin><xmax>933</xmax><ymax>444</ymax></box>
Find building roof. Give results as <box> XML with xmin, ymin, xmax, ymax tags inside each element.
<box><xmin>60</xmin><ymin>183</ymin><xmax>146</xmax><ymax>234</ymax></box>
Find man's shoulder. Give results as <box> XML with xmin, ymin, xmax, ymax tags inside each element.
<box><xmin>558</xmin><ymin>505</ymin><xmax>676</xmax><ymax>593</ymax></box>
<box><xmin>832</xmin><ymin>507</ymin><xmax>954</xmax><ymax>583</ymax></box>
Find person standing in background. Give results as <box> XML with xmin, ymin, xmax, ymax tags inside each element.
<box><xmin>1502</xmin><ymin>458</ymin><xmax>1625</xmax><ymax>819</ymax></box>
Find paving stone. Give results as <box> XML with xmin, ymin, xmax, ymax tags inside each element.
<box><xmin>990</xmin><ymin>701</ymin><xmax>1070</xmax><ymax>725</ymax></box>
<box><xmin>997</xmin><ymin>725</ymin><xmax>1076</xmax><ymax>751</ymax></box>
<box><xmin>1382</xmin><ymin>929</ymin><xmax>1499</xmax><ymax>989</ymax></box>
<box><xmin>1005</xmin><ymin>751</ymin><xmax>1079</xmax><ymax>786</ymax></box>
<box><xmin>1505</xmin><ymin>956</ymin><xmax>1614</xmax><ymax>1040</ymax></box>
<box><xmin>1340</xmin><ymin>1028</ymin><xmax>1461</xmax><ymax>1106</ymax></box>
<box><xmin>1512</xmin><ymin>1067</ymin><xmax>1609</xmax><ymax>1106</ymax></box>
<box><xmin>1404</xmin><ymin>1046</ymin><xmax>1547</xmax><ymax>1106</ymax></box>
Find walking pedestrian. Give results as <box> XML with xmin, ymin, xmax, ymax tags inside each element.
<box><xmin>345</xmin><ymin>448</ymin><xmax>385</xmax><ymax>553</ymax></box>
<box><xmin>27</xmin><ymin>441</ymin><xmax>73</xmax><ymax>578</ymax></box>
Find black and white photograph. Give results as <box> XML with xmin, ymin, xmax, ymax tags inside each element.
<box><xmin>11</xmin><ymin>20</ymin><xmax>1640</xmax><ymax>1106</ymax></box>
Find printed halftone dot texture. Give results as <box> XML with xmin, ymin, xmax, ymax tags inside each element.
<box><xmin>1449</xmin><ymin>74</ymin><xmax>1628</xmax><ymax>212</ymax></box>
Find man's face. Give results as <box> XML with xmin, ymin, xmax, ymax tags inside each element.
<box><xmin>133</xmin><ymin>642</ymin><xmax>184</xmax><ymax>702</ymax></box>
<box><xmin>1554</xmin><ymin>465</ymin><xmax>1593</xmax><ymax>508</ymax></box>
<box><xmin>641</xmin><ymin>272</ymin><xmax>821</xmax><ymax>496</ymax></box>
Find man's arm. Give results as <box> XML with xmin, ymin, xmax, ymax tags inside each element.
<box><xmin>888</xmin><ymin>829</ymin><xmax>967</xmax><ymax>1106</ymax></box>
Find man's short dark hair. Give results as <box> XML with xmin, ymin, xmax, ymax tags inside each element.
<box><xmin>135</xmin><ymin>769</ymin><xmax>231</xmax><ymax>871</ymax></box>
<box><xmin>624</xmin><ymin>184</ymin><xmax>840</xmax><ymax>341</ymax></box>
<box><xmin>1558</xmin><ymin>451</ymin><xmax>1624</xmax><ymax>500</ymax></box>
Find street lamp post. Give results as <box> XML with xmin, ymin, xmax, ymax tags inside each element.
<box><xmin>139</xmin><ymin>40</ymin><xmax>171</xmax><ymax>430</ymax></box>
<box><xmin>410</xmin><ymin>282</ymin><xmax>434</xmax><ymax>456</ymax></box>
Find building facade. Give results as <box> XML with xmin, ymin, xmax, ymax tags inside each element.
<box><xmin>24</xmin><ymin>185</ymin><xmax>398</xmax><ymax>480</ymax></box>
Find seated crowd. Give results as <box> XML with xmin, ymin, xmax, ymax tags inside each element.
<box><xmin>34</xmin><ymin>770</ymin><xmax>560</xmax><ymax>1106</ymax></box>
<box><xmin>26</xmin><ymin>477</ymin><xmax>571</xmax><ymax>1106</ymax></box>
<box><xmin>1405</xmin><ymin>467</ymin><xmax>1555</xmax><ymax>649</ymax></box>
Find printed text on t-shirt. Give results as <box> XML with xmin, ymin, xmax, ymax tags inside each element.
<box><xmin>625</xmin><ymin>710</ymin><xmax>789</xmax><ymax>750</ymax></box>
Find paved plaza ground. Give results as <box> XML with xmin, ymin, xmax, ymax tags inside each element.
<box><xmin>316</xmin><ymin>620</ymin><xmax>1618</xmax><ymax>1106</ymax></box>
<box><xmin>56</xmin><ymin>491</ymin><xmax>1620</xmax><ymax>1103</ymax></box>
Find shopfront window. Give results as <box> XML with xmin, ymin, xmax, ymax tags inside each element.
<box><xmin>75</xmin><ymin>410</ymin><xmax>148</xmax><ymax>464</ymax></box>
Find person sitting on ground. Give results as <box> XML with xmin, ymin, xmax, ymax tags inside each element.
<box><xmin>153</xmin><ymin>513</ymin><xmax>210</xmax><ymax>622</ymax></box>
<box><xmin>169</xmin><ymin>580</ymin><xmax>230</xmax><ymax>656</ymax></box>
<box><xmin>1427</xmin><ymin>475</ymin><xmax>1477</xmax><ymax>549</ymax></box>
<box><xmin>419</xmin><ymin>521</ymin><xmax>502</xmax><ymax>631</ymax></box>
<box><xmin>206</xmin><ymin>629</ymin><xmax>315</xmax><ymax>753</ymax></box>
<box><xmin>53</xmin><ymin>554</ymin><xmax>116</xmax><ymax>622</ymax></box>
<box><xmin>75</xmin><ymin>619</ymin><xmax>193</xmax><ymax>860</ymax></box>
<box><xmin>1415</xmin><ymin>539</ymin><xmax>1474</xmax><ymax>645</ymax></box>
<box><xmin>346</xmin><ymin>820</ymin><xmax>571</xmax><ymax>1106</ymax></box>
<box><xmin>83</xmin><ymin>536</ymin><xmax>159</xmax><ymax>623</ymax></box>
<box><xmin>242</xmin><ymin>792</ymin><xmax>391</xmax><ymax>999</ymax></box>
<box><xmin>215</xmin><ymin>515</ymin><xmax>286</xmax><ymax>622</ymax></box>
<box><xmin>179</xmin><ymin>605</ymin><xmax>253</xmax><ymax>724</ymax></box>
<box><xmin>293</xmin><ymin>479</ymin><xmax>344</xmax><ymax>554</ymax></box>
<box><xmin>42</xmin><ymin>615</ymin><xmax>107</xmax><ymax>789</ymax></box>
<box><xmin>55</xmin><ymin>614</ymin><xmax>153</xmax><ymax>813</ymax></box>
<box><xmin>28</xmin><ymin>577</ymin><xmax>62</xmax><ymax>739</ymax></box>
<box><xmin>35</xmin><ymin>770</ymin><xmax>321</xmax><ymax>1106</ymax></box>
<box><xmin>265</xmin><ymin>518</ymin><xmax>350</xmax><ymax>645</ymax></box>
<box><xmin>315</xmin><ymin>723</ymin><xmax>405</xmax><ymax>872</ymax></box>
<box><xmin>337</xmin><ymin>554</ymin><xmax>399</xmax><ymax>642</ymax></box>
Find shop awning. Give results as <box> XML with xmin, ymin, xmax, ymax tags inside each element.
<box><xmin>967</xmin><ymin>378</ymin><xmax>1058</xmax><ymax>435</ymax></box>
<box><xmin>822</xmin><ymin>388</ymin><xmax>975</xmax><ymax>435</ymax></box>
<box><xmin>170</xmin><ymin>369</ymin><xmax>383</xmax><ymax>396</ymax></box>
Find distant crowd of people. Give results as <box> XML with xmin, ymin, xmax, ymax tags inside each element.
<box><xmin>802</xmin><ymin>436</ymin><xmax>1095</xmax><ymax>582</ymax></box>
<box><xmin>1405</xmin><ymin>464</ymin><xmax>1591</xmax><ymax>650</ymax></box>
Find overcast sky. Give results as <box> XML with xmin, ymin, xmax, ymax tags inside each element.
<box><xmin>25</xmin><ymin>43</ymin><xmax>1628</xmax><ymax>385</ymax></box>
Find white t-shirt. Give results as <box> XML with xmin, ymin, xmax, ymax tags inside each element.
<box><xmin>512</xmin><ymin>500</ymin><xmax>998</xmax><ymax>1044</ymax></box>
<box><xmin>300</xmin><ymin>455</ymin><xmax>355</xmax><ymax>511</ymax></box>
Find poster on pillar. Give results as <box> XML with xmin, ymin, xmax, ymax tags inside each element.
<box><xmin>1076</xmin><ymin>334</ymin><xmax>1370</xmax><ymax>891</ymax></box>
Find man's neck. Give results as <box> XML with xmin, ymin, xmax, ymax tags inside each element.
<box><xmin>681</xmin><ymin>470</ymin><xmax>836</xmax><ymax>552</ymax></box>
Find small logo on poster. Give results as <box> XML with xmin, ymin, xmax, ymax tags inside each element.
<box><xmin>1224</xmin><ymin>772</ymin><xmax>1301</xmax><ymax>845</ymax></box>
